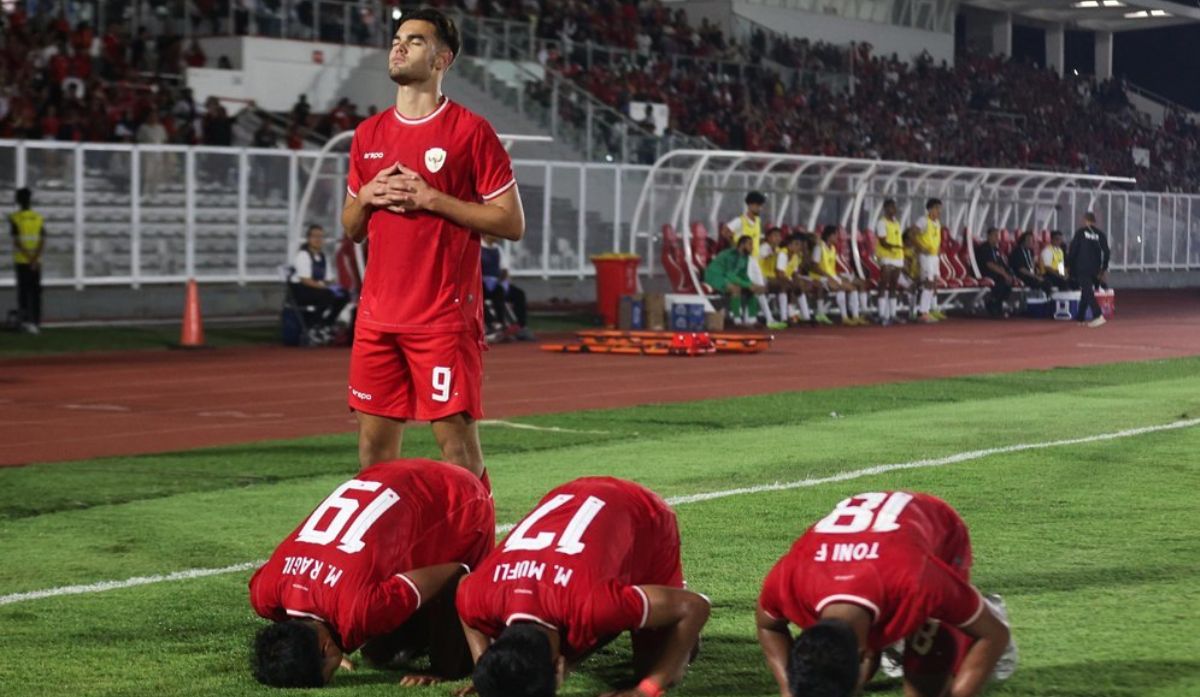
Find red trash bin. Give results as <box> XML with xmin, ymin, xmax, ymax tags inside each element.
<box><xmin>591</xmin><ymin>253</ymin><xmax>641</xmax><ymax>327</ymax></box>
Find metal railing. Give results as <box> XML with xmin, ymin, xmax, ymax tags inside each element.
<box><xmin>452</xmin><ymin>12</ymin><xmax>715</xmax><ymax>164</ymax></box>
<box><xmin>182</xmin><ymin>0</ymin><xmax>391</xmax><ymax>48</ymax></box>
<box><xmin>0</xmin><ymin>139</ymin><xmax>653</xmax><ymax>288</ymax></box>
<box><xmin>1</xmin><ymin>140</ymin><xmax>1196</xmax><ymax>292</ymax></box>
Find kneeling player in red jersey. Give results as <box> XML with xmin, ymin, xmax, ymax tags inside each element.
<box><xmin>248</xmin><ymin>459</ymin><xmax>494</xmax><ymax>688</ymax></box>
<box><xmin>756</xmin><ymin>491</ymin><xmax>1017</xmax><ymax>697</ymax></box>
<box><xmin>457</xmin><ymin>477</ymin><xmax>710</xmax><ymax>697</ymax></box>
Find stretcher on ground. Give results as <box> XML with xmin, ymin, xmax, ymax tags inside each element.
<box><xmin>540</xmin><ymin>330</ymin><xmax>775</xmax><ymax>356</ymax></box>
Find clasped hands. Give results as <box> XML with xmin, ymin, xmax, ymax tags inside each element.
<box><xmin>361</xmin><ymin>163</ymin><xmax>439</xmax><ymax>214</ymax></box>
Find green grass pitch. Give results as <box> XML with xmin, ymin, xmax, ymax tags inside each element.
<box><xmin>1</xmin><ymin>357</ymin><xmax>1198</xmax><ymax>696</ymax></box>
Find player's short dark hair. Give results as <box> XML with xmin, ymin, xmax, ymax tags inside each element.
<box><xmin>15</xmin><ymin>188</ymin><xmax>32</xmax><ymax>207</ymax></box>
<box><xmin>787</xmin><ymin>620</ymin><xmax>860</xmax><ymax>697</ymax></box>
<box><xmin>745</xmin><ymin>191</ymin><xmax>766</xmax><ymax>206</ymax></box>
<box><xmin>472</xmin><ymin>624</ymin><xmax>556</xmax><ymax>697</ymax></box>
<box><xmin>926</xmin><ymin>198</ymin><xmax>942</xmax><ymax>210</ymax></box>
<box><xmin>767</xmin><ymin>226</ymin><xmax>783</xmax><ymax>237</ymax></box>
<box><xmin>735</xmin><ymin>234</ymin><xmax>754</xmax><ymax>249</ymax></box>
<box><xmin>883</xmin><ymin>198</ymin><xmax>896</xmax><ymax>208</ymax></box>
<box><xmin>1051</xmin><ymin>229</ymin><xmax>1064</xmax><ymax>238</ymax></box>
<box><xmin>1084</xmin><ymin>211</ymin><xmax>1096</xmax><ymax>223</ymax></box>
<box><xmin>821</xmin><ymin>225</ymin><xmax>838</xmax><ymax>241</ymax></box>
<box><xmin>251</xmin><ymin>621</ymin><xmax>325</xmax><ymax>688</ymax></box>
<box><xmin>399</xmin><ymin>7</ymin><xmax>461</xmax><ymax>61</ymax></box>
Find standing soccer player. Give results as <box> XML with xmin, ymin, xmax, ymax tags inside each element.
<box><xmin>341</xmin><ymin>8</ymin><xmax>525</xmax><ymax>477</ymax></box>
<box><xmin>249</xmin><ymin>459</ymin><xmax>495</xmax><ymax>688</ymax></box>
<box><xmin>874</xmin><ymin>199</ymin><xmax>904</xmax><ymax>326</ymax></box>
<box><xmin>458</xmin><ymin>477</ymin><xmax>711</xmax><ymax>697</ymax></box>
<box><xmin>756</xmin><ymin>491</ymin><xmax>1016</xmax><ymax>697</ymax></box>
<box><xmin>912</xmin><ymin>199</ymin><xmax>946</xmax><ymax>323</ymax></box>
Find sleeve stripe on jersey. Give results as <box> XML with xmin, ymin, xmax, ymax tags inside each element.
<box><xmin>480</xmin><ymin>178</ymin><xmax>516</xmax><ymax>201</ymax></box>
<box><xmin>633</xmin><ymin>586</ymin><xmax>650</xmax><ymax>630</ymax></box>
<box><xmin>396</xmin><ymin>574</ymin><xmax>422</xmax><ymax>608</ymax></box>
<box><xmin>953</xmin><ymin>589</ymin><xmax>987</xmax><ymax>629</ymax></box>
<box><xmin>285</xmin><ymin>609</ymin><xmax>328</xmax><ymax>622</ymax></box>
<box><xmin>815</xmin><ymin>594</ymin><xmax>880</xmax><ymax>619</ymax></box>
<box><xmin>506</xmin><ymin>613</ymin><xmax>556</xmax><ymax>631</ymax></box>
<box><xmin>346</xmin><ymin>184</ymin><xmax>357</xmax><ymax>198</ymax></box>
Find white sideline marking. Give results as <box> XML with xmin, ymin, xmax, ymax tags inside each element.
<box><xmin>196</xmin><ymin>410</ymin><xmax>285</xmax><ymax>419</ymax></box>
<box><xmin>480</xmin><ymin>419</ymin><xmax>613</xmax><ymax>435</ymax></box>
<box><xmin>0</xmin><ymin>562</ymin><xmax>264</xmax><ymax>606</ymax></box>
<box><xmin>2</xmin><ymin>417</ymin><xmax>1197</xmax><ymax>608</ymax></box>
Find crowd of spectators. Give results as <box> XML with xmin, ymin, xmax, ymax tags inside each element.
<box><xmin>0</xmin><ymin>6</ymin><xmax>381</xmax><ymax>156</ymax></box>
<box><xmin>534</xmin><ymin>38</ymin><xmax>1200</xmax><ymax>192</ymax></box>
<box><xmin>4</xmin><ymin>2</ymin><xmax>1198</xmax><ymax>193</ymax></box>
<box><xmin>441</xmin><ymin>0</ymin><xmax>1199</xmax><ymax>192</ymax></box>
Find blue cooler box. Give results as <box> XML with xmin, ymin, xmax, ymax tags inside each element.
<box><xmin>1052</xmin><ymin>290</ymin><xmax>1108</xmax><ymax>321</ymax></box>
<box><xmin>670</xmin><ymin>303</ymin><xmax>706</xmax><ymax>331</ymax></box>
<box><xmin>1025</xmin><ymin>292</ymin><xmax>1052</xmax><ymax>319</ymax></box>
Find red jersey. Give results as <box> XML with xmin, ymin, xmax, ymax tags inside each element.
<box><xmin>759</xmin><ymin>492</ymin><xmax>982</xmax><ymax>652</ymax></box>
<box><xmin>346</xmin><ymin>99</ymin><xmax>515</xmax><ymax>335</ymax></box>
<box><xmin>457</xmin><ymin>478</ymin><xmax>684</xmax><ymax>660</ymax></box>
<box><xmin>249</xmin><ymin>460</ymin><xmax>495</xmax><ymax>651</ymax></box>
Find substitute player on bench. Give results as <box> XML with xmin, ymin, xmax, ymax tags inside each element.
<box><xmin>249</xmin><ymin>459</ymin><xmax>494</xmax><ymax>688</ymax></box>
<box><xmin>341</xmin><ymin>8</ymin><xmax>525</xmax><ymax>478</ymax></box>
<box><xmin>458</xmin><ymin>477</ymin><xmax>711</xmax><ymax>697</ymax></box>
<box><xmin>756</xmin><ymin>491</ymin><xmax>1016</xmax><ymax>697</ymax></box>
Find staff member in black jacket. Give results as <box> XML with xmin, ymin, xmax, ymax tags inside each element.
<box><xmin>1066</xmin><ymin>212</ymin><xmax>1110</xmax><ymax>327</ymax></box>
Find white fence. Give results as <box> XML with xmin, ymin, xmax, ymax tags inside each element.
<box><xmin>1</xmin><ymin>140</ymin><xmax>1197</xmax><ymax>290</ymax></box>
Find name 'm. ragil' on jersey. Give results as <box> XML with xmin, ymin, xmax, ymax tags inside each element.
<box><xmin>249</xmin><ymin>460</ymin><xmax>495</xmax><ymax>651</ymax></box>
<box><xmin>759</xmin><ymin>491</ymin><xmax>983</xmax><ymax>651</ymax></box>
<box><xmin>346</xmin><ymin>99</ymin><xmax>515</xmax><ymax>335</ymax></box>
<box><xmin>457</xmin><ymin>478</ymin><xmax>685</xmax><ymax>660</ymax></box>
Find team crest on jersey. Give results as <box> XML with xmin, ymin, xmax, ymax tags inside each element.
<box><xmin>424</xmin><ymin>147</ymin><xmax>447</xmax><ymax>173</ymax></box>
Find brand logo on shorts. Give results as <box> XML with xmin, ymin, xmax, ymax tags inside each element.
<box><xmin>364</xmin><ymin>151</ymin><xmax>385</xmax><ymax>159</ymax></box>
<box><xmin>349</xmin><ymin>386</ymin><xmax>373</xmax><ymax>401</ymax></box>
<box><xmin>424</xmin><ymin>147</ymin><xmax>446</xmax><ymax>173</ymax></box>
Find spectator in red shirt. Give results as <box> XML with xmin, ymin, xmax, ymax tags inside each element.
<box><xmin>184</xmin><ymin>39</ymin><xmax>206</xmax><ymax>68</ymax></box>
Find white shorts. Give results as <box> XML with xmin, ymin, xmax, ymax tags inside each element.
<box><xmin>748</xmin><ymin>259</ymin><xmax>765</xmax><ymax>286</ymax></box>
<box><xmin>918</xmin><ymin>254</ymin><xmax>940</xmax><ymax>282</ymax></box>
<box><xmin>879</xmin><ymin>257</ymin><xmax>904</xmax><ymax>269</ymax></box>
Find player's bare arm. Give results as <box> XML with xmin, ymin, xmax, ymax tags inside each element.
<box><xmin>385</xmin><ymin>164</ymin><xmax>525</xmax><ymax>241</ymax></box>
<box><xmin>755</xmin><ymin>604</ymin><xmax>793</xmax><ymax>697</ymax></box>
<box><xmin>947</xmin><ymin>601</ymin><xmax>1010</xmax><ymax>697</ymax></box>
<box><xmin>401</xmin><ymin>562</ymin><xmax>470</xmax><ymax>610</ymax></box>
<box><xmin>600</xmin><ymin>586</ymin><xmax>710</xmax><ymax>697</ymax></box>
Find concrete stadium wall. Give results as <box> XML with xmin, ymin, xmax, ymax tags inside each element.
<box><xmin>24</xmin><ymin>272</ymin><xmax>1196</xmax><ymax>325</ymax></box>
<box><xmin>190</xmin><ymin>38</ymin><xmax>390</xmax><ymax>113</ymax></box>
<box><xmin>31</xmin><ymin>284</ymin><xmax>285</xmax><ymax>324</ymax></box>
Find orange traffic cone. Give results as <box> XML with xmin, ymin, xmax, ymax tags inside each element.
<box><xmin>177</xmin><ymin>279</ymin><xmax>206</xmax><ymax>348</ymax></box>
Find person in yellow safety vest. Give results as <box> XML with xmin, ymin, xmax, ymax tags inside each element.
<box><xmin>909</xmin><ymin>198</ymin><xmax>946</xmax><ymax>323</ymax></box>
<box><xmin>10</xmin><ymin>188</ymin><xmax>45</xmax><ymax>334</ymax></box>
<box><xmin>719</xmin><ymin>191</ymin><xmax>783</xmax><ymax>328</ymax></box>
<box><xmin>757</xmin><ymin>226</ymin><xmax>788</xmax><ymax>330</ymax></box>
<box><xmin>874</xmin><ymin>198</ymin><xmax>905</xmax><ymax>327</ymax></box>
<box><xmin>719</xmin><ymin>190</ymin><xmax>766</xmax><ymax>259</ymax></box>
<box><xmin>1038</xmin><ymin>230</ymin><xmax>1070</xmax><ymax>290</ymax></box>
<box><xmin>775</xmin><ymin>233</ymin><xmax>815</xmax><ymax>325</ymax></box>
<box><xmin>809</xmin><ymin>225</ymin><xmax>867</xmax><ymax>326</ymax></box>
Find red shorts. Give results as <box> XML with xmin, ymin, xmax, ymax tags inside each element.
<box><xmin>348</xmin><ymin>327</ymin><xmax>484</xmax><ymax>421</ymax></box>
